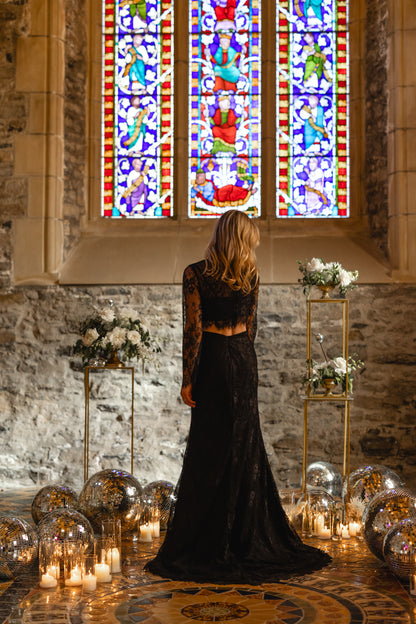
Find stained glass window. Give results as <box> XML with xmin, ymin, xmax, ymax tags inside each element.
<box><xmin>102</xmin><ymin>0</ymin><xmax>174</xmax><ymax>218</ymax></box>
<box><xmin>189</xmin><ymin>1</ymin><xmax>261</xmax><ymax>218</ymax></box>
<box><xmin>276</xmin><ymin>1</ymin><xmax>349</xmax><ymax>217</ymax></box>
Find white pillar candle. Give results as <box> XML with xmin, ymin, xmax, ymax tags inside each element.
<box><xmin>348</xmin><ymin>521</ymin><xmax>360</xmax><ymax>537</ymax></box>
<box><xmin>318</xmin><ymin>526</ymin><xmax>331</xmax><ymax>539</ymax></box>
<box><xmin>39</xmin><ymin>573</ymin><xmax>57</xmax><ymax>589</ymax></box>
<box><xmin>94</xmin><ymin>562</ymin><xmax>112</xmax><ymax>583</ymax></box>
<box><xmin>139</xmin><ymin>524</ymin><xmax>153</xmax><ymax>542</ymax></box>
<box><xmin>82</xmin><ymin>572</ymin><xmax>97</xmax><ymax>591</ymax></box>
<box><xmin>110</xmin><ymin>547</ymin><xmax>121</xmax><ymax>573</ymax></box>
<box><xmin>340</xmin><ymin>524</ymin><xmax>350</xmax><ymax>539</ymax></box>
<box><xmin>150</xmin><ymin>520</ymin><xmax>160</xmax><ymax>538</ymax></box>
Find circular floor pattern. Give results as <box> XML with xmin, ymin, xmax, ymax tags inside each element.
<box><xmin>84</xmin><ymin>582</ymin><xmax>359</xmax><ymax>624</ymax></box>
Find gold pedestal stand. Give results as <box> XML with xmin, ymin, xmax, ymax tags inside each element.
<box><xmin>302</xmin><ymin>297</ymin><xmax>351</xmax><ymax>506</ymax></box>
<box><xmin>84</xmin><ymin>359</ymin><xmax>135</xmax><ymax>482</ymax></box>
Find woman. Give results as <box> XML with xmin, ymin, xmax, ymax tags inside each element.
<box><xmin>146</xmin><ymin>210</ymin><xmax>330</xmax><ymax>583</ymax></box>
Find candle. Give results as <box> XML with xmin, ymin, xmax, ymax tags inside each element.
<box><xmin>318</xmin><ymin>526</ymin><xmax>331</xmax><ymax>539</ymax></box>
<box><xmin>82</xmin><ymin>572</ymin><xmax>97</xmax><ymax>591</ymax></box>
<box><xmin>94</xmin><ymin>562</ymin><xmax>112</xmax><ymax>583</ymax></box>
<box><xmin>39</xmin><ymin>573</ymin><xmax>57</xmax><ymax>589</ymax></box>
<box><xmin>340</xmin><ymin>524</ymin><xmax>350</xmax><ymax>539</ymax></box>
<box><xmin>348</xmin><ymin>521</ymin><xmax>360</xmax><ymax>537</ymax></box>
<box><xmin>106</xmin><ymin>547</ymin><xmax>121</xmax><ymax>573</ymax></box>
<box><xmin>410</xmin><ymin>574</ymin><xmax>416</xmax><ymax>596</ymax></box>
<box><xmin>139</xmin><ymin>524</ymin><xmax>153</xmax><ymax>542</ymax></box>
<box><xmin>150</xmin><ymin>520</ymin><xmax>160</xmax><ymax>538</ymax></box>
<box><xmin>65</xmin><ymin>565</ymin><xmax>82</xmax><ymax>587</ymax></box>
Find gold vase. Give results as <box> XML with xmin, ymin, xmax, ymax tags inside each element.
<box><xmin>105</xmin><ymin>350</ymin><xmax>125</xmax><ymax>368</ymax></box>
<box><xmin>321</xmin><ymin>378</ymin><xmax>336</xmax><ymax>396</ymax></box>
<box><xmin>317</xmin><ymin>284</ymin><xmax>336</xmax><ymax>299</ymax></box>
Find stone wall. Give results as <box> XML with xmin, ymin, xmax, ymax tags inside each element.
<box><xmin>365</xmin><ymin>0</ymin><xmax>389</xmax><ymax>259</ymax></box>
<box><xmin>0</xmin><ymin>284</ymin><xmax>415</xmax><ymax>493</ymax></box>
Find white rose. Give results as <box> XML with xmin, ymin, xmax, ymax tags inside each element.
<box><xmin>100</xmin><ymin>307</ymin><xmax>115</xmax><ymax>323</ymax></box>
<box><xmin>122</xmin><ymin>307</ymin><xmax>139</xmax><ymax>322</ymax></box>
<box><xmin>82</xmin><ymin>328</ymin><xmax>99</xmax><ymax>347</ymax></box>
<box><xmin>338</xmin><ymin>269</ymin><xmax>352</xmax><ymax>288</ymax></box>
<box><xmin>106</xmin><ymin>327</ymin><xmax>126</xmax><ymax>349</ymax></box>
<box><xmin>306</xmin><ymin>258</ymin><xmax>324</xmax><ymax>273</ymax></box>
<box><xmin>331</xmin><ymin>357</ymin><xmax>349</xmax><ymax>375</ymax></box>
<box><xmin>127</xmin><ymin>330</ymin><xmax>142</xmax><ymax>346</ymax></box>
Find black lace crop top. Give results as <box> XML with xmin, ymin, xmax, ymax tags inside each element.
<box><xmin>182</xmin><ymin>260</ymin><xmax>259</xmax><ymax>387</ymax></box>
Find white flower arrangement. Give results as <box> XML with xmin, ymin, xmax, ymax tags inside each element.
<box><xmin>298</xmin><ymin>258</ymin><xmax>359</xmax><ymax>297</ymax></box>
<box><xmin>74</xmin><ymin>304</ymin><xmax>160</xmax><ymax>365</ymax></box>
<box><xmin>303</xmin><ymin>355</ymin><xmax>364</xmax><ymax>394</ymax></box>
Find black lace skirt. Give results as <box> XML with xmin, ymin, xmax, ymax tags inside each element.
<box><xmin>146</xmin><ymin>331</ymin><xmax>331</xmax><ymax>584</ymax></box>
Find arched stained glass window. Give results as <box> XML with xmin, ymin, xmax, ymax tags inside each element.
<box><xmin>189</xmin><ymin>1</ymin><xmax>261</xmax><ymax>218</ymax></box>
<box><xmin>276</xmin><ymin>0</ymin><xmax>349</xmax><ymax>218</ymax></box>
<box><xmin>102</xmin><ymin>0</ymin><xmax>174</xmax><ymax>218</ymax></box>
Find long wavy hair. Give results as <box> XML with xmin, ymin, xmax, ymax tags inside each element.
<box><xmin>204</xmin><ymin>210</ymin><xmax>260</xmax><ymax>293</ymax></box>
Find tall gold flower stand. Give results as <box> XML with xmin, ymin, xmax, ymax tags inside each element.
<box><xmin>302</xmin><ymin>297</ymin><xmax>351</xmax><ymax>506</ymax></box>
<box><xmin>84</xmin><ymin>361</ymin><xmax>135</xmax><ymax>481</ymax></box>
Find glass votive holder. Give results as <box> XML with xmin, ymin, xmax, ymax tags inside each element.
<box><xmin>94</xmin><ymin>537</ymin><xmax>113</xmax><ymax>583</ymax></box>
<box><xmin>314</xmin><ymin>510</ymin><xmax>332</xmax><ymax>540</ymax></box>
<box><xmin>410</xmin><ymin>572</ymin><xmax>416</xmax><ymax>596</ymax></box>
<box><xmin>301</xmin><ymin>503</ymin><xmax>311</xmax><ymax>538</ymax></box>
<box><xmin>82</xmin><ymin>554</ymin><xmax>97</xmax><ymax>592</ymax></box>
<box><xmin>331</xmin><ymin>502</ymin><xmax>350</xmax><ymax>541</ymax></box>
<box><xmin>39</xmin><ymin>539</ymin><xmax>59</xmax><ymax>589</ymax></box>
<box><xmin>151</xmin><ymin>508</ymin><xmax>160</xmax><ymax>538</ymax></box>
<box><xmin>63</xmin><ymin>542</ymin><xmax>83</xmax><ymax>587</ymax></box>
<box><xmin>101</xmin><ymin>519</ymin><xmax>121</xmax><ymax>573</ymax></box>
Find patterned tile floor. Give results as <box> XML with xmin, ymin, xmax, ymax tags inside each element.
<box><xmin>1</xmin><ymin>488</ymin><xmax>416</xmax><ymax>623</ymax></box>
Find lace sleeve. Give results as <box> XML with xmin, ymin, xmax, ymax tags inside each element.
<box><xmin>182</xmin><ymin>265</ymin><xmax>203</xmax><ymax>388</ymax></box>
<box><xmin>246</xmin><ymin>280</ymin><xmax>259</xmax><ymax>343</ymax></box>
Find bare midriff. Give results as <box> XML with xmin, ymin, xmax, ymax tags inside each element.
<box><xmin>203</xmin><ymin>322</ymin><xmax>247</xmax><ymax>336</ymax></box>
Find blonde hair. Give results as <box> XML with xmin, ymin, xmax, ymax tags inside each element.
<box><xmin>204</xmin><ymin>210</ymin><xmax>260</xmax><ymax>294</ymax></box>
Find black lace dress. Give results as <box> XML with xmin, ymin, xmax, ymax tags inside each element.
<box><xmin>145</xmin><ymin>260</ymin><xmax>331</xmax><ymax>584</ymax></box>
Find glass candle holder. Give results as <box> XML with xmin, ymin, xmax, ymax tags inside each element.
<box><xmin>82</xmin><ymin>554</ymin><xmax>97</xmax><ymax>592</ymax></box>
<box><xmin>94</xmin><ymin>537</ymin><xmax>113</xmax><ymax>583</ymax></box>
<box><xmin>63</xmin><ymin>542</ymin><xmax>83</xmax><ymax>587</ymax></box>
<box><xmin>101</xmin><ymin>519</ymin><xmax>121</xmax><ymax>573</ymax></box>
<box><xmin>410</xmin><ymin>573</ymin><xmax>416</xmax><ymax>596</ymax></box>
<box><xmin>39</xmin><ymin>539</ymin><xmax>60</xmax><ymax>589</ymax></box>
<box><xmin>301</xmin><ymin>502</ymin><xmax>311</xmax><ymax>538</ymax></box>
<box><xmin>331</xmin><ymin>502</ymin><xmax>350</xmax><ymax>541</ymax></box>
<box><xmin>313</xmin><ymin>509</ymin><xmax>332</xmax><ymax>540</ymax></box>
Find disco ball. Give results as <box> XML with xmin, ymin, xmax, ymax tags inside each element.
<box><xmin>383</xmin><ymin>518</ymin><xmax>416</xmax><ymax>580</ymax></box>
<box><xmin>79</xmin><ymin>468</ymin><xmax>142</xmax><ymax>532</ymax></box>
<box><xmin>37</xmin><ymin>508</ymin><xmax>94</xmax><ymax>552</ymax></box>
<box><xmin>0</xmin><ymin>516</ymin><xmax>38</xmax><ymax>579</ymax></box>
<box><xmin>31</xmin><ymin>484</ymin><xmax>79</xmax><ymax>524</ymax></box>
<box><xmin>363</xmin><ymin>488</ymin><xmax>416</xmax><ymax>560</ymax></box>
<box><xmin>142</xmin><ymin>481</ymin><xmax>176</xmax><ymax>529</ymax></box>
<box><xmin>306</xmin><ymin>461</ymin><xmax>343</xmax><ymax>498</ymax></box>
<box><xmin>343</xmin><ymin>465</ymin><xmax>404</xmax><ymax>515</ymax></box>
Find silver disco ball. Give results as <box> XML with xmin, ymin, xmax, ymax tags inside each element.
<box><xmin>31</xmin><ymin>484</ymin><xmax>79</xmax><ymax>524</ymax></box>
<box><xmin>363</xmin><ymin>488</ymin><xmax>416</xmax><ymax>560</ymax></box>
<box><xmin>306</xmin><ymin>461</ymin><xmax>342</xmax><ymax>498</ymax></box>
<box><xmin>343</xmin><ymin>465</ymin><xmax>404</xmax><ymax>514</ymax></box>
<box><xmin>79</xmin><ymin>468</ymin><xmax>142</xmax><ymax>532</ymax></box>
<box><xmin>383</xmin><ymin>518</ymin><xmax>416</xmax><ymax>580</ymax></box>
<box><xmin>38</xmin><ymin>508</ymin><xmax>94</xmax><ymax>552</ymax></box>
<box><xmin>142</xmin><ymin>481</ymin><xmax>176</xmax><ymax>529</ymax></box>
<box><xmin>0</xmin><ymin>516</ymin><xmax>38</xmax><ymax>579</ymax></box>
